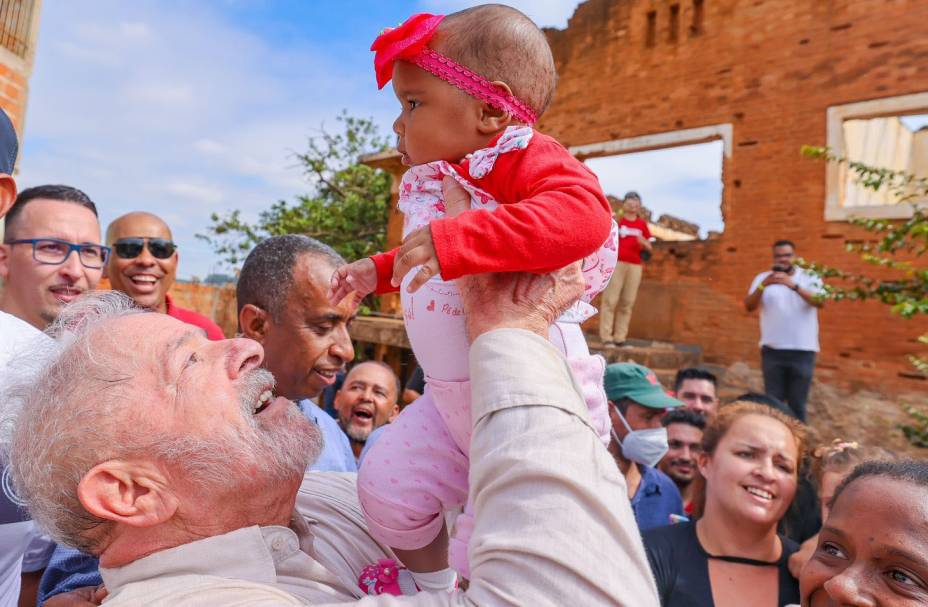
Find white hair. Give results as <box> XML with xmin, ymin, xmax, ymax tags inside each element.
<box><xmin>2</xmin><ymin>291</ymin><xmax>322</xmax><ymax>553</ymax></box>
<box><xmin>1</xmin><ymin>291</ymin><xmax>144</xmax><ymax>550</ymax></box>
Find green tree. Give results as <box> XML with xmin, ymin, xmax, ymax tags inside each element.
<box><xmin>801</xmin><ymin>145</ymin><xmax>927</xmax><ymax>445</ymax></box>
<box><xmin>197</xmin><ymin>112</ymin><xmax>392</xmax><ymax>267</ymax></box>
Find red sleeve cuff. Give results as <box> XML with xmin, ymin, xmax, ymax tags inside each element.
<box><xmin>371</xmin><ymin>249</ymin><xmax>400</xmax><ymax>294</ymax></box>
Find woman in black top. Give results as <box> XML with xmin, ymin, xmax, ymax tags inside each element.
<box><xmin>643</xmin><ymin>401</ymin><xmax>807</xmax><ymax>607</ymax></box>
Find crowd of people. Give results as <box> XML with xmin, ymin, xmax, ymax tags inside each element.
<box><xmin>2</xmin><ymin>4</ymin><xmax>925</xmax><ymax>607</ymax></box>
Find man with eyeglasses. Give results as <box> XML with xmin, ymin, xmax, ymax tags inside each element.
<box><xmin>0</xmin><ymin>114</ymin><xmax>73</xmax><ymax>607</ymax></box>
<box><xmin>0</xmin><ymin>184</ymin><xmax>106</xmax><ymax>332</ymax></box>
<box><xmin>104</xmin><ymin>211</ymin><xmax>223</xmax><ymax>340</ymax></box>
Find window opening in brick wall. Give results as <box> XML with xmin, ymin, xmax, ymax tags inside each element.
<box><xmin>669</xmin><ymin>4</ymin><xmax>680</xmax><ymax>43</ymax></box>
<box><xmin>580</xmin><ymin>139</ymin><xmax>725</xmax><ymax>241</ymax></box>
<box><xmin>825</xmin><ymin>93</ymin><xmax>928</xmax><ymax>221</ymax></box>
<box><xmin>841</xmin><ymin>114</ymin><xmax>927</xmax><ymax>208</ymax></box>
<box><xmin>691</xmin><ymin>0</ymin><xmax>704</xmax><ymax>35</ymax></box>
<box><xmin>646</xmin><ymin>10</ymin><xmax>657</xmax><ymax>47</ymax></box>
<box><xmin>0</xmin><ymin>0</ymin><xmax>34</xmax><ymax>59</ymax></box>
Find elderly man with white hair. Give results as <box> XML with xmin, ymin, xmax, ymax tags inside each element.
<box><xmin>3</xmin><ymin>187</ymin><xmax>658</xmax><ymax>607</ymax></box>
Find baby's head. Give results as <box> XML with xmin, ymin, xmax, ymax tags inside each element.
<box><xmin>374</xmin><ymin>5</ymin><xmax>556</xmax><ymax>166</ymax></box>
<box><xmin>811</xmin><ymin>439</ymin><xmax>894</xmax><ymax>520</ymax></box>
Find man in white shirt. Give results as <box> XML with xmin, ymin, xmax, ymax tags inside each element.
<box><xmin>744</xmin><ymin>239</ymin><xmax>825</xmax><ymax>421</ymax></box>
<box><xmin>0</xmin><ymin>108</ymin><xmax>57</xmax><ymax>607</ymax></box>
<box><xmin>4</xmin><ymin>186</ymin><xmax>659</xmax><ymax>606</ymax></box>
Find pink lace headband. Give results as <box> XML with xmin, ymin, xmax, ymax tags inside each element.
<box><xmin>371</xmin><ymin>13</ymin><xmax>538</xmax><ymax>125</ymax></box>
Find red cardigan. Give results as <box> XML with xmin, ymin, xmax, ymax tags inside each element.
<box><xmin>371</xmin><ymin>131</ymin><xmax>613</xmax><ymax>294</ymax></box>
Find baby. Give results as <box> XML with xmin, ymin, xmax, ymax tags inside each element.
<box><xmin>330</xmin><ymin>5</ymin><xmax>618</xmax><ymax>594</ymax></box>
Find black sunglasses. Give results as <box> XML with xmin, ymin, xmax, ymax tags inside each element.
<box><xmin>113</xmin><ymin>237</ymin><xmax>177</xmax><ymax>260</ymax></box>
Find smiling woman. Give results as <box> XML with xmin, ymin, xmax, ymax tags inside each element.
<box><xmin>799</xmin><ymin>460</ymin><xmax>928</xmax><ymax>606</ymax></box>
<box><xmin>644</xmin><ymin>401</ymin><xmax>807</xmax><ymax>607</ymax></box>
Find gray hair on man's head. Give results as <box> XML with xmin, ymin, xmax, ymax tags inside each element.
<box><xmin>1</xmin><ymin>291</ymin><xmax>144</xmax><ymax>552</ymax></box>
<box><xmin>3</xmin><ymin>289</ymin><xmax>323</xmax><ymax>554</ymax></box>
<box><xmin>236</xmin><ymin>235</ymin><xmax>345</xmax><ymax>323</ymax></box>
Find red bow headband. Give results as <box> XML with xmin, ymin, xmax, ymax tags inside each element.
<box><xmin>371</xmin><ymin>13</ymin><xmax>538</xmax><ymax>125</ymax></box>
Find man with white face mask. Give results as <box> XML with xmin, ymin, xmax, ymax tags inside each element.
<box><xmin>605</xmin><ymin>362</ymin><xmax>685</xmax><ymax>532</ymax></box>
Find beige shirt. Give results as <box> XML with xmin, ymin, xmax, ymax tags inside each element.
<box><xmin>100</xmin><ymin>329</ymin><xmax>659</xmax><ymax>606</ymax></box>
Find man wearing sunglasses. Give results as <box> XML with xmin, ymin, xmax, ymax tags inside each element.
<box><xmin>104</xmin><ymin>212</ymin><xmax>223</xmax><ymax>340</ymax></box>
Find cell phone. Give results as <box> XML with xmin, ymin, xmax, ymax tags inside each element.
<box><xmin>771</xmin><ymin>264</ymin><xmax>787</xmax><ymax>273</ymax></box>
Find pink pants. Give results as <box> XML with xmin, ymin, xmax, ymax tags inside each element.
<box><xmin>357</xmin><ymin>321</ymin><xmax>609</xmax><ymax>578</ymax></box>
<box><xmin>357</xmin><ymin>154</ymin><xmax>615</xmax><ymax>577</ymax></box>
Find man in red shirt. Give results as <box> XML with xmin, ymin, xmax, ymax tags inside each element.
<box><xmin>599</xmin><ymin>191</ymin><xmax>652</xmax><ymax>346</ymax></box>
<box><xmin>105</xmin><ymin>212</ymin><xmax>224</xmax><ymax>340</ymax></box>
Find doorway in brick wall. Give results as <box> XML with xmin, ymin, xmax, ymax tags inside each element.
<box><xmin>582</xmin><ymin>139</ymin><xmax>724</xmax><ymax>241</ymax></box>
<box><xmin>573</xmin><ymin>125</ymin><xmax>729</xmax><ymax>241</ymax></box>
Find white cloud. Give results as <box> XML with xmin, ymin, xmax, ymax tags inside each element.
<box><xmin>418</xmin><ymin>0</ymin><xmax>582</xmax><ymax>28</ymax></box>
<box><xmin>193</xmin><ymin>138</ymin><xmax>225</xmax><ymax>155</ymax></box>
<box><xmin>124</xmin><ymin>82</ymin><xmax>195</xmax><ymax>107</ymax></box>
<box><xmin>19</xmin><ymin>1</ymin><xmax>394</xmax><ymax>279</ymax></box>
<box><xmin>164</xmin><ymin>181</ymin><xmax>224</xmax><ymax>205</ymax></box>
<box><xmin>118</xmin><ymin>21</ymin><xmax>151</xmax><ymax>40</ymax></box>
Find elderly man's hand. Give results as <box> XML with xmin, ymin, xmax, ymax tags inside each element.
<box><xmin>434</xmin><ymin>175</ymin><xmax>583</xmax><ymax>341</ymax></box>
<box><xmin>459</xmin><ymin>263</ymin><xmax>583</xmax><ymax>342</ymax></box>
<box><xmin>43</xmin><ymin>585</ymin><xmax>108</xmax><ymax>607</ymax></box>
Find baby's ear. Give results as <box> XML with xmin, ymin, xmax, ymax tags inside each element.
<box><xmin>476</xmin><ymin>81</ymin><xmax>514</xmax><ymax>134</ymax></box>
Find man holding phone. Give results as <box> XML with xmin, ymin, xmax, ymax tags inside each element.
<box><xmin>744</xmin><ymin>239</ymin><xmax>824</xmax><ymax>421</ymax></box>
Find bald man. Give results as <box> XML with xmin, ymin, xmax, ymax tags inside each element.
<box><xmin>105</xmin><ymin>212</ymin><xmax>223</xmax><ymax>339</ymax></box>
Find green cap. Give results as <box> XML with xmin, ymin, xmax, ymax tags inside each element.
<box><xmin>603</xmin><ymin>363</ymin><xmax>683</xmax><ymax>410</ymax></box>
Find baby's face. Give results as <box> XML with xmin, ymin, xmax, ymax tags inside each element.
<box><xmin>391</xmin><ymin>61</ymin><xmax>487</xmax><ymax>166</ymax></box>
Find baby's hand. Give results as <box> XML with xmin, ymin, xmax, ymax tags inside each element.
<box><xmin>330</xmin><ymin>258</ymin><xmax>377</xmax><ymax>305</ymax></box>
<box><xmin>392</xmin><ymin>225</ymin><xmax>442</xmax><ymax>293</ymax></box>
<box><xmin>392</xmin><ymin>176</ymin><xmax>469</xmax><ymax>293</ymax></box>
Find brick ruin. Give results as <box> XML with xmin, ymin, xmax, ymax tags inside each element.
<box><xmin>536</xmin><ymin>0</ymin><xmax>928</xmax><ymax>395</ymax></box>
<box><xmin>1</xmin><ymin>1</ymin><xmax>924</xmax><ymax>447</ymax></box>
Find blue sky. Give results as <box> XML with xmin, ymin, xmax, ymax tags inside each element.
<box><xmin>19</xmin><ymin>0</ymin><xmax>725</xmax><ymax>278</ymax></box>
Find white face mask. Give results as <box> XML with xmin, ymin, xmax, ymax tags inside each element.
<box><xmin>611</xmin><ymin>404</ymin><xmax>669</xmax><ymax>468</ymax></box>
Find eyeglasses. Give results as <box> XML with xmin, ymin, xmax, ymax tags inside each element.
<box><xmin>113</xmin><ymin>237</ymin><xmax>177</xmax><ymax>260</ymax></box>
<box><xmin>4</xmin><ymin>238</ymin><xmax>110</xmax><ymax>269</ymax></box>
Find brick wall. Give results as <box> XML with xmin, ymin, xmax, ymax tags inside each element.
<box><xmin>545</xmin><ymin>0</ymin><xmax>928</xmax><ymax>394</ymax></box>
<box><xmin>0</xmin><ymin>0</ymin><xmax>41</xmax><ymax>147</ymax></box>
<box><xmin>0</xmin><ymin>57</ymin><xmax>29</xmax><ymax>134</ymax></box>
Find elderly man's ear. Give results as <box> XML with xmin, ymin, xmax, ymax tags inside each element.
<box><xmin>78</xmin><ymin>460</ymin><xmax>178</xmax><ymax>528</ymax></box>
<box><xmin>239</xmin><ymin>304</ymin><xmax>269</xmax><ymax>343</ymax></box>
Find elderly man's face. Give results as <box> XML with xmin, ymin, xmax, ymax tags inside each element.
<box><xmin>335</xmin><ymin>362</ymin><xmax>400</xmax><ymax>443</ymax></box>
<box><xmin>60</xmin><ymin>311</ymin><xmax>320</xmax><ymax>551</ymax></box>
<box><xmin>0</xmin><ymin>200</ymin><xmax>103</xmax><ymax>329</ymax></box>
<box><xmin>260</xmin><ymin>254</ymin><xmax>356</xmax><ymax>400</ymax></box>
<box><xmin>114</xmin><ymin>313</ymin><xmax>303</xmax><ymax>436</ymax></box>
<box><xmin>106</xmin><ymin>213</ymin><xmax>178</xmax><ymax>313</ymax></box>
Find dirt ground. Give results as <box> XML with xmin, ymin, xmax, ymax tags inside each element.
<box><xmin>719</xmin><ymin>361</ymin><xmax>928</xmax><ymax>458</ymax></box>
